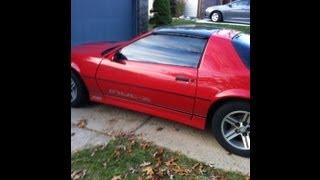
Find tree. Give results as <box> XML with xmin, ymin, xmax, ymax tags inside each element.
<box><xmin>149</xmin><ymin>0</ymin><xmax>172</xmax><ymax>27</ymax></box>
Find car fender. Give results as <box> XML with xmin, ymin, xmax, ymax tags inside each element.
<box><xmin>71</xmin><ymin>62</ymin><xmax>81</xmax><ymax>74</ymax></box>
<box><xmin>215</xmin><ymin>88</ymin><xmax>250</xmax><ymax>101</ymax></box>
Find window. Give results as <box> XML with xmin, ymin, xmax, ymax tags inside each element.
<box><xmin>232</xmin><ymin>33</ymin><xmax>250</xmax><ymax>68</ymax></box>
<box><xmin>232</xmin><ymin>0</ymin><xmax>248</xmax><ymax>6</ymax></box>
<box><xmin>119</xmin><ymin>34</ymin><xmax>207</xmax><ymax>68</ymax></box>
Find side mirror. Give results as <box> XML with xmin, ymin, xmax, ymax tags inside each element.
<box><xmin>112</xmin><ymin>51</ymin><xmax>126</xmax><ymax>64</ymax></box>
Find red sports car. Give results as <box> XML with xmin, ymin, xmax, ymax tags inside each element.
<box><xmin>71</xmin><ymin>25</ymin><xmax>250</xmax><ymax>157</ymax></box>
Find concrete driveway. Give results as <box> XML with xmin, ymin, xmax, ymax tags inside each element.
<box><xmin>71</xmin><ymin>103</ymin><xmax>250</xmax><ymax>175</ymax></box>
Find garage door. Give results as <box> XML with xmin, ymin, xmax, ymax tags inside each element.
<box><xmin>72</xmin><ymin>0</ymin><xmax>137</xmax><ymax>46</ymax></box>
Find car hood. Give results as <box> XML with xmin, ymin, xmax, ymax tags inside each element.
<box><xmin>71</xmin><ymin>41</ymin><xmax>125</xmax><ymax>58</ymax></box>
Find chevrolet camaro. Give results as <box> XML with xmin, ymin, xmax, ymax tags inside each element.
<box><xmin>71</xmin><ymin>25</ymin><xmax>250</xmax><ymax>157</ymax></box>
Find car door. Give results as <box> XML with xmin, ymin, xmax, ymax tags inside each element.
<box><xmin>96</xmin><ymin>34</ymin><xmax>207</xmax><ymax>115</ymax></box>
<box><xmin>225</xmin><ymin>0</ymin><xmax>248</xmax><ymax>23</ymax></box>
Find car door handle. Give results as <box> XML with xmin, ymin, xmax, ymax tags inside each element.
<box><xmin>175</xmin><ymin>76</ymin><xmax>193</xmax><ymax>82</ymax></box>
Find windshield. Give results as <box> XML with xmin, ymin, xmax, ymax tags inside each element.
<box><xmin>232</xmin><ymin>33</ymin><xmax>250</xmax><ymax>68</ymax></box>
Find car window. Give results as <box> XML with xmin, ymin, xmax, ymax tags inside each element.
<box><xmin>232</xmin><ymin>33</ymin><xmax>250</xmax><ymax>68</ymax></box>
<box><xmin>232</xmin><ymin>0</ymin><xmax>248</xmax><ymax>6</ymax></box>
<box><xmin>119</xmin><ymin>34</ymin><xmax>207</xmax><ymax>68</ymax></box>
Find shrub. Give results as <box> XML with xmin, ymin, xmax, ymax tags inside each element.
<box><xmin>170</xmin><ymin>0</ymin><xmax>185</xmax><ymax>17</ymax></box>
<box><xmin>149</xmin><ymin>0</ymin><xmax>172</xmax><ymax>27</ymax></box>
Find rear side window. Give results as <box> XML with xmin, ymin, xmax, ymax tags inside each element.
<box><xmin>120</xmin><ymin>34</ymin><xmax>207</xmax><ymax>68</ymax></box>
<box><xmin>232</xmin><ymin>33</ymin><xmax>250</xmax><ymax>68</ymax></box>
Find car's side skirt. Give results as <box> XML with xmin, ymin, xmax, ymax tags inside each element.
<box><xmin>89</xmin><ymin>94</ymin><xmax>206</xmax><ymax>130</ymax></box>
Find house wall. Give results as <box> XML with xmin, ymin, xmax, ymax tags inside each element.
<box><xmin>184</xmin><ymin>0</ymin><xmax>199</xmax><ymax>18</ymax></box>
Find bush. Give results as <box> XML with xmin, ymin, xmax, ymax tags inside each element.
<box><xmin>149</xmin><ymin>0</ymin><xmax>172</xmax><ymax>27</ymax></box>
<box><xmin>170</xmin><ymin>0</ymin><xmax>185</xmax><ymax>17</ymax></box>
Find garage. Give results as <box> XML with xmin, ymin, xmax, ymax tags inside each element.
<box><xmin>71</xmin><ymin>0</ymin><xmax>147</xmax><ymax>46</ymax></box>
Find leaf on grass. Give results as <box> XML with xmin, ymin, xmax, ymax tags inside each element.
<box><xmin>165</xmin><ymin>157</ymin><xmax>177</xmax><ymax>167</ymax></box>
<box><xmin>140</xmin><ymin>141</ymin><xmax>150</xmax><ymax>150</ymax></box>
<box><xmin>156</xmin><ymin>127</ymin><xmax>163</xmax><ymax>131</ymax></box>
<box><xmin>166</xmin><ymin>169</ymin><xmax>174</xmax><ymax>180</ymax></box>
<box><xmin>192</xmin><ymin>162</ymin><xmax>200</xmax><ymax>170</ymax></box>
<box><xmin>143</xmin><ymin>166</ymin><xmax>154</xmax><ymax>179</ymax></box>
<box><xmin>71</xmin><ymin>169</ymin><xmax>87</xmax><ymax>180</ymax></box>
<box><xmin>136</xmin><ymin>176</ymin><xmax>142</xmax><ymax>180</ymax></box>
<box><xmin>153</xmin><ymin>148</ymin><xmax>164</xmax><ymax>158</ymax></box>
<box><xmin>76</xmin><ymin>119</ymin><xmax>87</xmax><ymax>128</ymax></box>
<box><xmin>140</xmin><ymin>161</ymin><xmax>152</xmax><ymax>167</ymax></box>
<box><xmin>102</xmin><ymin>162</ymin><xmax>107</xmax><ymax>167</ymax></box>
<box><xmin>91</xmin><ymin>148</ymin><xmax>98</xmax><ymax>157</ymax></box>
<box><xmin>129</xmin><ymin>167</ymin><xmax>137</xmax><ymax>174</ymax></box>
<box><xmin>111</xmin><ymin>175</ymin><xmax>122</xmax><ymax>180</ymax></box>
<box><xmin>245</xmin><ymin>175</ymin><xmax>250</xmax><ymax>180</ymax></box>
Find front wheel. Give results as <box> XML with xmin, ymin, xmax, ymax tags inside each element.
<box><xmin>71</xmin><ymin>72</ymin><xmax>89</xmax><ymax>107</ymax></box>
<box><xmin>212</xmin><ymin>101</ymin><xmax>250</xmax><ymax>158</ymax></box>
<box><xmin>210</xmin><ymin>11</ymin><xmax>222</xmax><ymax>22</ymax></box>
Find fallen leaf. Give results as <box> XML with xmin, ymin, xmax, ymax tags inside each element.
<box><xmin>166</xmin><ymin>169</ymin><xmax>174</xmax><ymax>180</ymax></box>
<box><xmin>136</xmin><ymin>176</ymin><xmax>142</xmax><ymax>180</ymax></box>
<box><xmin>140</xmin><ymin>141</ymin><xmax>150</xmax><ymax>150</ymax></box>
<box><xmin>156</xmin><ymin>127</ymin><xmax>163</xmax><ymax>131</ymax></box>
<box><xmin>102</xmin><ymin>162</ymin><xmax>107</xmax><ymax>167</ymax></box>
<box><xmin>91</xmin><ymin>148</ymin><xmax>98</xmax><ymax>157</ymax></box>
<box><xmin>245</xmin><ymin>175</ymin><xmax>250</xmax><ymax>180</ymax></box>
<box><xmin>140</xmin><ymin>161</ymin><xmax>152</xmax><ymax>167</ymax></box>
<box><xmin>71</xmin><ymin>169</ymin><xmax>87</xmax><ymax>180</ymax></box>
<box><xmin>208</xmin><ymin>163</ymin><xmax>215</xmax><ymax>168</ymax></box>
<box><xmin>192</xmin><ymin>162</ymin><xmax>200</xmax><ymax>170</ymax></box>
<box><xmin>111</xmin><ymin>175</ymin><xmax>122</xmax><ymax>180</ymax></box>
<box><xmin>143</xmin><ymin>166</ymin><xmax>154</xmax><ymax>179</ymax></box>
<box><xmin>153</xmin><ymin>148</ymin><xmax>164</xmax><ymax>158</ymax></box>
<box><xmin>165</xmin><ymin>157</ymin><xmax>177</xmax><ymax>167</ymax></box>
<box><xmin>129</xmin><ymin>167</ymin><xmax>136</xmax><ymax>174</ymax></box>
<box><xmin>76</xmin><ymin>119</ymin><xmax>87</xmax><ymax>128</ymax></box>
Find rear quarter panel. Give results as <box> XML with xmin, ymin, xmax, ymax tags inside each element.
<box><xmin>194</xmin><ymin>32</ymin><xmax>250</xmax><ymax>118</ymax></box>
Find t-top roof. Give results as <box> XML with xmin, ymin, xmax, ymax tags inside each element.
<box><xmin>152</xmin><ymin>24</ymin><xmax>220</xmax><ymax>38</ymax></box>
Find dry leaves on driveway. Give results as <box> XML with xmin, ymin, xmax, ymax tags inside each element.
<box><xmin>76</xmin><ymin>119</ymin><xmax>87</xmax><ymax>128</ymax></box>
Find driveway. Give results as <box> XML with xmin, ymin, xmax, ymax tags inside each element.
<box><xmin>71</xmin><ymin>103</ymin><xmax>250</xmax><ymax>175</ymax></box>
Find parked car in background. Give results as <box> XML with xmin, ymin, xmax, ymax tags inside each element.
<box><xmin>71</xmin><ymin>25</ymin><xmax>250</xmax><ymax>157</ymax></box>
<box><xmin>205</xmin><ymin>0</ymin><xmax>250</xmax><ymax>23</ymax></box>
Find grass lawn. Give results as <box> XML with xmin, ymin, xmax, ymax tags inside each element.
<box><xmin>149</xmin><ymin>19</ymin><xmax>250</xmax><ymax>34</ymax></box>
<box><xmin>72</xmin><ymin>135</ymin><xmax>248</xmax><ymax>180</ymax></box>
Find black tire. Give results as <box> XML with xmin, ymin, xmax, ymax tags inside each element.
<box><xmin>210</xmin><ymin>11</ymin><xmax>223</xmax><ymax>22</ymax></box>
<box><xmin>71</xmin><ymin>71</ymin><xmax>89</xmax><ymax>107</ymax></box>
<box><xmin>211</xmin><ymin>101</ymin><xmax>250</xmax><ymax>158</ymax></box>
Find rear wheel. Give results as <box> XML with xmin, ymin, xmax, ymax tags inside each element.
<box><xmin>71</xmin><ymin>71</ymin><xmax>89</xmax><ymax>107</ymax></box>
<box><xmin>211</xmin><ymin>101</ymin><xmax>250</xmax><ymax>157</ymax></box>
<box><xmin>210</xmin><ymin>11</ymin><xmax>222</xmax><ymax>22</ymax></box>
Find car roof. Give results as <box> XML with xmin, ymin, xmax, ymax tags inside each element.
<box><xmin>152</xmin><ymin>25</ymin><xmax>220</xmax><ymax>39</ymax></box>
